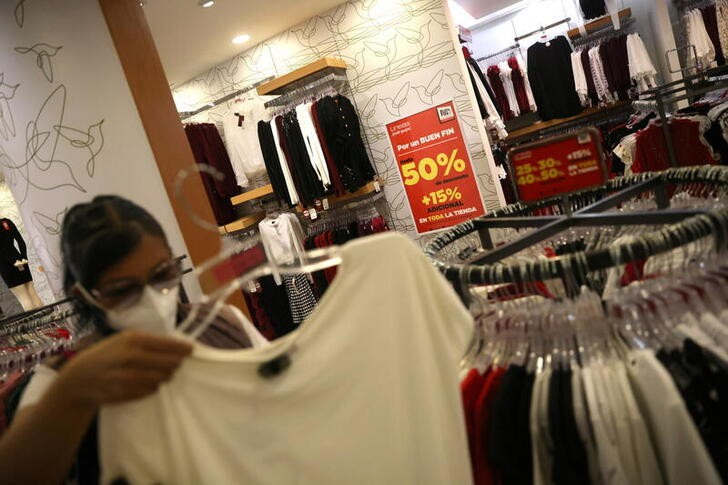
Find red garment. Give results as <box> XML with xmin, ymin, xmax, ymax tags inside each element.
<box><xmin>633</xmin><ymin>119</ymin><xmax>717</xmax><ymax>173</ymax></box>
<box><xmin>486</xmin><ymin>65</ymin><xmax>514</xmax><ymax>121</ymax></box>
<box><xmin>311</xmin><ymin>100</ymin><xmax>346</xmax><ymax>197</ymax></box>
<box><xmin>472</xmin><ymin>367</ymin><xmax>506</xmax><ymax>485</ymax></box>
<box><xmin>507</xmin><ymin>56</ymin><xmax>531</xmax><ymax>114</ymax></box>
<box><xmin>462</xmin><ymin>369</ymin><xmax>490</xmax><ymax>483</ymax></box>
<box><xmin>243</xmin><ymin>291</ymin><xmax>277</xmax><ymax>340</ymax></box>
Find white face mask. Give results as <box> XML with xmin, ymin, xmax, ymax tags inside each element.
<box><xmin>105</xmin><ymin>286</ymin><xmax>180</xmax><ymax>335</ymax></box>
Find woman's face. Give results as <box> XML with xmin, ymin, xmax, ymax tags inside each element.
<box><xmin>92</xmin><ymin>234</ymin><xmax>174</xmax><ymax>310</ymax></box>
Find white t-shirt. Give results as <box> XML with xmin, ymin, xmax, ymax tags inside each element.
<box><xmin>99</xmin><ymin>233</ymin><xmax>474</xmax><ymax>485</ymax></box>
<box><xmin>17</xmin><ymin>305</ymin><xmax>268</xmax><ymax>410</ymax></box>
<box><xmin>221</xmin><ymin>97</ymin><xmax>268</xmax><ymax>184</ymax></box>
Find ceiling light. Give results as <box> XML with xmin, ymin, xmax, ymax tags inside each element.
<box><xmin>232</xmin><ymin>34</ymin><xmax>251</xmax><ymax>45</ymax></box>
<box><xmin>199</xmin><ymin>0</ymin><xmax>215</xmax><ymax>7</ymax></box>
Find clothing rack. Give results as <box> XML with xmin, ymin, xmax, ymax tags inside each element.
<box><xmin>514</xmin><ymin>17</ymin><xmax>571</xmax><ymax>42</ymax></box>
<box><xmin>178</xmin><ymin>75</ymin><xmax>274</xmax><ymax>121</ymax></box>
<box><xmin>477</xmin><ymin>43</ymin><xmax>520</xmax><ymax>62</ymax></box>
<box><xmin>424</xmin><ymin>166</ymin><xmax>728</xmax><ymax>301</ymax></box>
<box><xmin>263</xmin><ymin>73</ymin><xmax>349</xmax><ymax>109</ymax></box>
<box><xmin>636</xmin><ymin>64</ymin><xmax>728</xmax><ymax>168</ymax></box>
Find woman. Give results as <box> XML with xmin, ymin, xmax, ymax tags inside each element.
<box><xmin>0</xmin><ymin>195</ymin><xmax>264</xmax><ymax>484</ymax></box>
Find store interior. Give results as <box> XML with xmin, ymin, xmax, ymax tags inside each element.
<box><xmin>0</xmin><ymin>0</ymin><xmax>727</xmax><ymax>483</ymax></box>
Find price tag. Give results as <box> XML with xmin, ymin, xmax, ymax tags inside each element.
<box><xmin>322</xmin><ymin>198</ymin><xmax>330</xmax><ymax>210</ymax></box>
<box><xmin>508</xmin><ymin>128</ymin><xmax>607</xmax><ymax>203</ymax></box>
<box><xmin>309</xmin><ymin>208</ymin><xmax>318</xmax><ymax>220</ymax></box>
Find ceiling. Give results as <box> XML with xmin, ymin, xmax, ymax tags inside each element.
<box><xmin>452</xmin><ymin>0</ymin><xmax>522</xmax><ymax>20</ymax></box>
<box><xmin>143</xmin><ymin>0</ymin><xmax>347</xmax><ymax>87</ymax></box>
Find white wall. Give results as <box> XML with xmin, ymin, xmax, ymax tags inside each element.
<box><xmin>172</xmin><ymin>0</ymin><xmax>504</xmax><ymax>242</ymax></box>
<box><xmin>0</xmin><ymin>0</ymin><xmax>195</xmax><ymax>298</ymax></box>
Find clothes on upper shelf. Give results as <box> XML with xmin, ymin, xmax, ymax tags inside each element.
<box><xmin>580</xmin><ymin>0</ymin><xmax>606</xmax><ymax>19</ymax></box>
<box><xmin>222</xmin><ymin>96</ymin><xmax>269</xmax><ymax>187</ymax></box>
<box><xmin>626</xmin><ymin>33</ymin><xmax>658</xmax><ymax>92</ymax></box>
<box><xmin>463</xmin><ymin>48</ymin><xmax>508</xmax><ymax>140</ymax></box>
<box><xmin>184</xmin><ymin>123</ymin><xmax>240</xmax><ymax>225</ymax></box>
<box><xmin>478</xmin><ymin>53</ymin><xmax>536</xmax><ymax>124</ymax></box>
<box><xmin>487</xmin><ymin>64</ymin><xmax>516</xmax><ymax>121</ymax></box>
<box><xmin>0</xmin><ymin>218</ymin><xmax>31</xmax><ymax>288</ymax></box>
<box><xmin>527</xmin><ymin>36</ymin><xmax>583</xmax><ymax>121</ymax></box>
<box><xmin>259</xmin><ymin>94</ymin><xmax>377</xmax><ymax>207</ymax></box>
<box><xmin>685</xmin><ymin>8</ymin><xmax>719</xmax><ymax>70</ymax></box>
<box><xmin>98</xmin><ymin>233</ymin><xmax>474</xmax><ymax>485</ymax></box>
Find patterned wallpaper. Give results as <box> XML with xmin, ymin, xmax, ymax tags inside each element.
<box><xmin>0</xmin><ymin>0</ymin><xmax>194</xmax><ymax>299</ymax></box>
<box><xmin>173</xmin><ymin>0</ymin><xmax>502</xmax><ymax>241</ymax></box>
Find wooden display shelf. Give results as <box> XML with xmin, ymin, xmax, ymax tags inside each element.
<box><xmin>257</xmin><ymin>58</ymin><xmax>348</xmax><ymax>96</ymax></box>
<box><xmin>567</xmin><ymin>8</ymin><xmax>632</xmax><ymax>39</ymax></box>
<box><xmin>230</xmin><ymin>184</ymin><xmax>274</xmax><ymax>205</ymax></box>
<box><xmin>218</xmin><ymin>212</ymin><xmax>266</xmax><ymax>234</ymax></box>
<box><xmin>506</xmin><ymin>101</ymin><xmax>630</xmax><ymax>142</ymax></box>
<box><xmin>296</xmin><ymin>178</ymin><xmax>382</xmax><ymax>213</ymax></box>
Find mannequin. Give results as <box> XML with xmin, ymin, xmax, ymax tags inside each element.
<box><xmin>0</xmin><ymin>218</ymin><xmax>42</xmax><ymax>311</ymax></box>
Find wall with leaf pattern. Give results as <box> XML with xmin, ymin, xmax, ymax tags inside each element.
<box><xmin>173</xmin><ymin>0</ymin><xmax>503</xmax><ymax>241</ymax></box>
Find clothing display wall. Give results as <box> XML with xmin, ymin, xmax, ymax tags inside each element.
<box><xmin>98</xmin><ymin>233</ymin><xmax>474</xmax><ymax>484</ymax></box>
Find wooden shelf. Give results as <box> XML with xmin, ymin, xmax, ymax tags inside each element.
<box><xmin>296</xmin><ymin>178</ymin><xmax>381</xmax><ymax>213</ymax></box>
<box><xmin>567</xmin><ymin>8</ymin><xmax>632</xmax><ymax>39</ymax></box>
<box><xmin>506</xmin><ymin>102</ymin><xmax>630</xmax><ymax>142</ymax></box>
<box><xmin>257</xmin><ymin>58</ymin><xmax>348</xmax><ymax>96</ymax></box>
<box><xmin>230</xmin><ymin>184</ymin><xmax>274</xmax><ymax>205</ymax></box>
<box><xmin>218</xmin><ymin>212</ymin><xmax>266</xmax><ymax>234</ymax></box>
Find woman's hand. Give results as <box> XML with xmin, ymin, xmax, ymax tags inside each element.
<box><xmin>58</xmin><ymin>330</ymin><xmax>192</xmax><ymax>408</ymax></box>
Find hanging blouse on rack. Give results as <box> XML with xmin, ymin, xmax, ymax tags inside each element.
<box><xmin>487</xmin><ymin>64</ymin><xmax>515</xmax><ymax>121</ymax></box>
<box><xmin>466</xmin><ymin>60</ymin><xmax>508</xmax><ymax>140</ymax></box>
<box><xmin>498</xmin><ymin>61</ymin><xmax>521</xmax><ymax>118</ymax></box>
<box><xmin>626</xmin><ymin>33</ymin><xmax>658</xmax><ymax>92</ymax></box>
<box><xmin>588</xmin><ymin>46</ymin><xmax>615</xmax><ymax>105</ymax></box>
<box><xmin>686</xmin><ymin>9</ymin><xmax>717</xmax><ymax>70</ymax></box>
<box><xmin>295</xmin><ymin>103</ymin><xmax>331</xmax><ymax>189</ymax></box>
<box><xmin>527</xmin><ymin>36</ymin><xmax>583</xmax><ymax>121</ymax></box>
<box><xmin>571</xmin><ymin>51</ymin><xmax>591</xmax><ymax>107</ymax></box>
<box><xmin>222</xmin><ymin>97</ymin><xmax>269</xmax><ymax>186</ymax></box>
<box><xmin>257</xmin><ymin>120</ymin><xmax>295</xmax><ymax>206</ymax></box>
<box><xmin>509</xmin><ymin>54</ymin><xmax>537</xmax><ymax>112</ymax></box>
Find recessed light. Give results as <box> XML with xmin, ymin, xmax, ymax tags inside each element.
<box><xmin>232</xmin><ymin>34</ymin><xmax>251</xmax><ymax>45</ymax></box>
<box><xmin>199</xmin><ymin>0</ymin><xmax>215</xmax><ymax>7</ymax></box>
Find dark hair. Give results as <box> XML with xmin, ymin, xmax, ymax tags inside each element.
<box><xmin>61</xmin><ymin>195</ymin><xmax>169</xmax><ymax>326</ymax></box>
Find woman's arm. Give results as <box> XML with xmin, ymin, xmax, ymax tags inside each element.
<box><xmin>0</xmin><ymin>331</ymin><xmax>192</xmax><ymax>484</ymax></box>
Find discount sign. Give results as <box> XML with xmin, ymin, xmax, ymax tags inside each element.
<box><xmin>508</xmin><ymin>128</ymin><xmax>607</xmax><ymax>203</ymax></box>
<box><xmin>386</xmin><ymin>101</ymin><xmax>485</xmax><ymax>234</ymax></box>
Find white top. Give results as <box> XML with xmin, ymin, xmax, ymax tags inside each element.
<box><xmin>686</xmin><ymin>9</ymin><xmax>717</xmax><ymax>71</ymax></box>
<box><xmin>626</xmin><ymin>34</ymin><xmax>657</xmax><ymax>92</ymax></box>
<box><xmin>221</xmin><ymin>97</ymin><xmax>269</xmax><ymax>185</ymax></box>
<box><xmin>514</xmin><ymin>52</ymin><xmax>537</xmax><ymax>111</ymax></box>
<box><xmin>626</xmin><ymin>349</ymin><xmax>721</xmax><ymax>485</ymax></box>
<box><xmin>498</xmin><ymin>61</ymin><xmax>521</xmax><ymax>117</ymax></box>
<box><xmin>18</xmin><ymin>305</ymin><xmax>268</xmax><ymax>410</ymax></box>
<box><xmin>258</xmin><ymin>213</ymin><xmax>307</xmax><ymax>285</ymax></box>
<box><xmin>530</xmin><ymin>368</ymin><xmax>552</xmax><ymax>485</ymax></box>
<box><xmin>269</xmin><ymin>119</ymin><xmax>299</xmax><ymax>205</ymax></box>
<box><xmin>98</xmin><ymin>233</ymin><xmax>475</xmax><ymax>485</ymax></box>
<box><xmin>571</xmin><ymin>50</ymin><xmax>591</xmax><ymax>107</ymax></box>
<box><xmin>468</xmin><ymin>62</ymin><xmax>507</xmax><ymax>140</ymax></box>
<box><xmin>295</xmin><ymin>103</ymin><xmax>331</xmax><ymax>188</ymax></box>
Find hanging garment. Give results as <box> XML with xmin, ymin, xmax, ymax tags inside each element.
<box><xmin>183</xmin><ymin>123</ymin><xmax>239</xmax><ymax>225</ymax></box>
<box><xmin>626</xmin><ymin>33</ymin><xmax>658</xmax><ymax>92</ymax></box>
<box><xmin>280</xmin><ymin>111</ymin><xmax>327</xmax><ymax>206</ymax></box>
<box><xmin>99</xmin><ymin>233</ymin><xmax>475</xmax><ymax>485</ymax></box>
<box><xmin>700</xmin><ymin>5</ymin><xmax>725</xmax><ymax>66</ymax></box>
<box><xmin>589</xmin><ymin>46</ymin><xmax>615</xmax><ymax>105</ymax></box>
<box><xmin>498</xmin><ymin>61</ymin><xmax>521</xmax><ymax>118</ymax></box>
<box><xmin>464</xmin><ymin>48</ymin><xmax>501</xmax><ymax>116</ymax></box>
<box><xmin>686</xmin><ymin>9</ymin><xmax>717</xmax><ymax>70</ymax></box>
<box><xmin>527</xmin><ymin>36</ymin><xmax>583</xmax><ymax>121</ymax></box>
<box><xmin>571</xmin><ymin>50</ymin><xmax>591</xmax><ymax>107</ymax></box>
<box><xmin>282</xmin><ymin>273</ymin><xmax>317</xmax><ymax>328</ymax></box>
<box><xmin>487</xmin><ymin>64</ymin><xmax>515</xmax><ymax>121</ymax></box>
<box><xmin>632</xmin><ymin>117</ymin><xmax>718</xmax><ymax>172</ymax></box>
<box><xmin>466</xmin><ymin>62</ymin><xmax>508</xmax><ymax>140</ymax></box>
<box><xmin>581</xmin><ymin>48</ymin><xmax>600</xmax><ymax>105</ymax></box>
<box><xmin>507</xmin><ymin>56</ymin><xmax>533</xmax><ymax>113</ymax></box>
<box><xmin>580</xmin><ymin>0</ymin><xmax>606</xmax><ymax>19</ymax></box>
<box><xmin>600</xmin><ymin>35</ymin><xmax>631</xmax><ymax>101</ymax></box>
<box><xmin>626</xmin><ymin>350</ymin><xmax>721</xmax><ymax>485</ymax></box>
<box><xmin>313</xmin><ymin>95</ymin><xmax>377</xmax><ymax>194</ymax></box>
<box><xmin>269</xmin><ymin>119</ymin><xmax>300</xmax><ymax>205</ymax></box>
<box><xmin>222</xmin><ymin>98</ymin><xmax>268</xmax><ymax>186</ymax></box>
<box><xmin>514</xmin><ymin>53</ymin><xmax>538</xmax><ymax>112</ymax></box>
<box><xmin>310</xmin><ymin>100</ymin><xmax>346</xmax><ymax>197</ymax></box>
<box><xmin>257</xmin><ymin>120</ymin><xmax>292</xmax><ymax>206</ymax></box>
<box><xmin>717</xmin><ymin>0</ymin><xmax>728</xmax><ymax>62</ymax></box>
<box><xmin>258</xmin><ymin>213</ymin><xmax>307</xmax><ymax>285</ymax></box>
<box><xmin>0</xmin><ymin>218</ymin><xmax>32</xmax><ymax>288</ymax></box>
<box><xmin>530</xmin><ymin>368</ymin><xmax>554</xmax><ymax>485</ymax></box>
<box><xmin>295</xmin><ymin>103</ymin><xmax>331</xmax><ymax>189</ymax></box>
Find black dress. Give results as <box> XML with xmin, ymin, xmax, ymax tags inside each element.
<box><xmin>0</xmin><ymin>218</ymin><xmax>32</xmax><ymax>287</ymax></box>
<box><xmin>527</xmin><ymin>36</ymin><xmax>583</xmax><ymax>121</ymax></box>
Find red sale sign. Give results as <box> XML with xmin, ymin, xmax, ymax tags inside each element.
<box><xmin>508</xmin><ymin>128</ymin><xmax>607</xmax><ymax>203</ymax></box>
<box><xmin>386</xmin><ymin>101</ymin><xmax>486</xmax><ymax>234</ymax></box>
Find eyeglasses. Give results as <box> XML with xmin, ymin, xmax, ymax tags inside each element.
<box><xmin>87</xmin><ymin>259</ymin><xmax>183</xmax><ymax>310</ymax></box>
